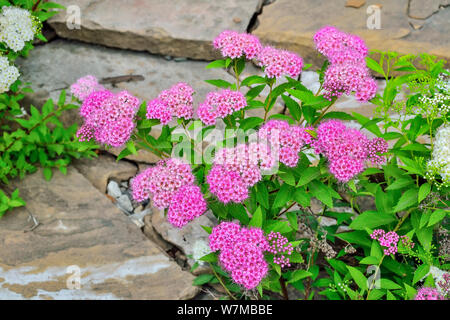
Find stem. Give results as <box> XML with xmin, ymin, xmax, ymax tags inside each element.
<box><xmin>312</xmin><ymin>101</ymin><xmax>335</xmax><ymax>126</ymax></box>
<box><xmin>279</xmin><ymin>278</ymin><xmax>289</xmax><ymax>300</ymax></box>
<box><xmin>135</xmin><ymin>132</ymin><xmax>169</xmax><ymax>159</ymax></box>
<box><xmin>209</xmin><ymin>263</ymin><xmax>237</xmax><ymax>300</ymax></box>
<box><xmin>234</xmin><ymin>59</ymin><xmax>240</xmax><ymax>91</ymax></box>
<box><xmin>263</xmin><ymin>84</ymin><xmax>274</xmax><ymax>122</ymax></box>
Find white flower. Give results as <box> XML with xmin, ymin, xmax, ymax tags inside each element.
<box><xmin>0</xmin><ymin>56</ymin><xmax>19</xmax><ymax>93</ymax></box>
<box><xmin>427</xmin><ymin>124</ymin><xmax>450</xmax><ymax>186</ymax></box>
<box><xmin>0</xmin><ymin>6</ymin><xmax>38</xmax><ymax>52</ymax></box>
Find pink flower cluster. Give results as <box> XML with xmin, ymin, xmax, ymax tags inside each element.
<box><xmin>213</xmin><ymin>30</ymin><xmax>262</xmax><ymax>60</ymax></box>
<box><xmin>197</xmin><ymin>89</ymin><xmax>247</xmax><ymax>125</ymax></box>
<box><xmin>70</xmin><ymin>75</ymin><xmax>104</xmax><ymax>102</ymax></box>
<box><xmin>207</xmin><ymin>143</ymin><xmax>276</xmax><ymax>203</ymax></box>
<box><xmin>76</xmin><ymin>89</ymin><xmax>140</xmax><ymax>148</ymax></box>
<box><xmin>167</xmin><ymin>185</ymin><xmax>207</xmax><ymax>228</ymax></box>
<box><xmin>266</xmin><ymin>231</ymin><xmax>294</xmax><ymax>268</ymax></box>
<box><xmin>313</xmin><ymin>26</ymin><xmax>376</xmax><ymax>102</ymax></box>
<box><xmin>312</xmin><ymin>120</ymin><xmax>387</xmax><ymax>182</ymax></box>
<box><xmin>370</xmin><ymin>229</ymin><xmax>415</xmax><ymax>256</ymax></box>
<box><xmin>209</xmin><ymin>222</ymin><xmax>269</xmax><ymax>290</ymax></box>
<box><xmin>256</xmin><ymin>46</ymin><xmax>303</xmax><ymax>79</ymax></box>
<box><xmin>415</xmin><ymin>287</ymin><xmax>445</xmax><ymax>300</ymax></box>
<box><xmin>131</xmin><ymin>158</ymin><xmax>206</xmax><ymax>228</ymax></box>
<box><xmin>258</xmin><ymin>120</ymin><xmax>313</xmax><ymax>167</ymax></box>
<box><xmin>146</xmin><ymin>82</ymin><xmax>194</xmax><ymax>125</ymax></box>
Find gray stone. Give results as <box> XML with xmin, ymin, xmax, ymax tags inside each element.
<box><xmin>48</xmin><ymin>0</ymin><xmax>262</xmax><ymax>60</ymax></box>
<box><xmin>107</xmin><ymin>180</ymin><xmax>122</xmax><ymax>199</ymax></box>
<box><xmin>150</xmin><ymin>206</ymin><xmax>215</xmax><ymax>270</ymax></box>
<box><xmin>408</xmin><ymin>0</ymin><xmax>449</xmax><ymax>20</ymax></box>
<box><xmin>0</xmin><ymin>167</ymin><xmax>199</xmax><ymax>299</ymax></box>
<box><xmin>117</xmin><ymin>194</ymin><xmax>134</xmax><ymax>213</ymax></box>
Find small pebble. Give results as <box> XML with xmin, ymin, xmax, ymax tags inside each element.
<box><xmin>107</xmin><ymin>180</ymin><xmax>122</xmax><ymax>198</ymax></box>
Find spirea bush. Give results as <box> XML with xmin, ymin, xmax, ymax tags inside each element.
<box><xmin>71</xmin><ymin>26</ymin><xmax>449</xmax><ymax>300</ymax></box>
<box><xmin>0</xmin><ymin>1</ymin><xmax>97</xmax><ymax>217</ymax></box>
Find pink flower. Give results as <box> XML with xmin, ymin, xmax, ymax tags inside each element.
<box><xmin>313</xmin><ymin>26</ymin><xmax>376</xmax><ymax>102</ymax></box>
<box><xmin>209</xmin><ymin>222</ymin><xmax>269</xmax><ymax>290</ymax></box>
<box><xmin>76</xmin><ymin>89</ymin><xmax>140</xmax><ymax>148</ymax></box>
<box><xmin>370</xmin><ymin>229</ymin><xmax>400</xmax><ymax>255</ymax></box>
<box><xmin>131</xmin><ymin>158</ymin><xmax>195</xmax><ymax>208</ymax></box>
<box><xmin>197</xmin><ymin>89</ymin><xmax>247</xmax><ymax>125</ymax></box>
<box><xmin>167</xmin><ymin>185</ymin><xmax>207</xmax><ymax>228</ymax></box>
<box><xmin>146</xmin><ymin>82</ymin><xmax>194</xmax><ymax>124</ymax></box>
<box><xmin>213</xmin><ymin>30</ymin><xmax>262</xmax><ymax>60</ymax></box>
<box><xmin>415</xmin><ymin>287</ymin><xmax>445</xmax><ymax>300</ymax></box>
<box><xmin>312</xmin><ymin>120</ymin><xmax>387</xmax><ymax>182</ymax></box>
<box><xmin>258</xmin><ymin>120</ymin><xmax>312</xmax><ymax>168</ymax></box>
<box><xmin>207</xmin><ymin>143</ymin><xmax>276</xmax><ymax>203</ymax></box>
<box><xmin>70</xmin><ymin>75</ymin><xmax>104</xmax><ymax>102</ymax></box>
<box><xmin>313</xmin><ymin>26</ymin><xmax>368</xmax><ymax>64</ymax></box>
<box><xmin>257</xmin><ymin>46</ymin><xmax>303</xmax><ymax>79</ymax></box>
<box><xmin>266</xmin><ymin>231</ymin><xmax>293</xmax><ymax>268</ymax></box>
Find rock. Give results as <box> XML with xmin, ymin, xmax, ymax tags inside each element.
<box><xmin>150</xmin><ymin>206</ymin><xmax>215</xmax><ymax>270</ymax></box>
<box><xmin>0</xmin><ymin>167</ymin><xmax>199</xmax><ymax>299</ymax></box>
<box><xmin>142</xmin><ymin>215</ymin><xmax>172</xmax><ymax>252</ymax></box>
<box><xmin>345</xmin><ymin>0</ymin><xmax>366</xmax><ymax>8</ymax></box>
<box><xmin>253</xmin><ymin>0</ymin><xmax>450</xmax><ymax>70</ymax></box>
<box><xmin>107</xmin><ymin>180</ymin><xmax>122</xmax><ymax>199</ymax></box>
<box><xmin>408</xmin><ymin>0</ymin><xmax>449</xmax><ymax>19</ymax></box>
<box><xmin>48</xmin><ymin>0</ymin><xmax>262</xmax><ymax>61</ymax></box>
<box><xmin>73</xmin><ymin>154</ymin><xmax>137</xmax><ymax>193</ymax></box>
<box><xmin>117</xmin><ymin>194</ymin><xmax>134</xmax><ymax>213</ymax></box>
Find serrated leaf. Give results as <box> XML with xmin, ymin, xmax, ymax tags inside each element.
<box><xmin>350</xmin><ymin>211</ymin><xmax>397</xmax><ymax>230</ymax></box>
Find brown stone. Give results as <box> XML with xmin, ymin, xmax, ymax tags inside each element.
<box><xmin>345</xmin><ymin>0</ymin><xmax>366</xmax><ymax>9</ymax></box>
<box><xmin>253</xmin><ymin>0</ymin><xmax>450</xmax><ymax>70</ymax></box>
<box><xmin>48</xmin><ymin>0</ymin><xmax>262</xmax><ymax>61</ymax></box>
<box><xmin>0</xmin><ymin>168</ymin><xmax>199</xmax><ymax>299</ymax></box>
<box><xmin>72</xmin><ymin>153</ymin><xmax>137</xmax><ymax>193</ymax></box>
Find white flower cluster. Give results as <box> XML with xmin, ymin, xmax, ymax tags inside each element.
<box><xmin>427</xmin><ymin>124</ymin><xmax>450</xmax><ymax>187</ymax></box>
<box><xmin>418</xmin><ymin>92</ymin><xmax>450</xmax><ymax>116</ymax></box>
<box><xmin>0</xmin><ymin>55</ymin><xmax>19</xmax><ymax>93</ymax></box>
<box><xmin>0</xmin><ymin>6</ymin><xmax>38</xmax><ymax>52</ymax></box>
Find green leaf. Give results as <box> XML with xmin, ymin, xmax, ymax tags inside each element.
<box><xmin>413</xmin><ymin>264</ymin><xmax>430</xmax><ymax>285</ymax></box>
<box><xmin>293</xmin><ymin>188</ymin><xmax>310</xmax><ymax>207</ymax></box>
<box><xmin>281</xmin><ymin>94</ymin><xmax>301</xmax><ymax>121</ymax></box>
<box><xmin>246</xmin><ymin>84</ymin><xmax>266</xmax><ymax>100</ymax></box>
<box><xmin>308</xmin><ymin>180</ymin><xmax>333</xmax><ymax>208</ymax></box>
<box><xmin>404</xmin><ymin>283</ymin><xmax>417</xmax><ymax>300</ymax></box>
<box><xmin>204</xmin><ymin>79</ymin><xmax>232</xmax><ymax>89</ymax></box>
<box><xmin>206</xmin><ymin>59</ymin><xmax>227</xmax><ymax>69</ymax></box>
<box><xmin>286</xmin><ymin>211</ymin><xmax>299</xmax><ymax>230</ymax></box>
<box><xmin>380</xmin><ymin>279</ymin><xmax>402</xmax><ymax>290</ymax></box>
<box><xmin>126</xmin><ymin>140</ymin><xmax>137</xmax><ymax>155</ymax></box>
<box><xmin>249</xmin><ymin>206</ymin><xmax>263</xmax><ymax>228</ymax></box>
<box><xmin>199</xmin><ymin>253</ymin><xmax>218</xmax><ymax>263</ymax></box>
<box><xmin>273</xmin><ymin>184</ymin><xmax>293</xmax><ymax>208</ymax></box>
<box><xmin>427</xmin><ymin>209</ymin><xmax>448</xmax><ymax>227</ymax></box>
<box><xmin>288</xmin><ymin>270</ymin><xmax>312</xmax><ymax>283</ymax></box>
<box><xmin>296</xmin><ymin>167</ymin><xmax>320</xmax><ymax>187</ymax></box>
<box><xmin>418</xmin><ymin>183</ymin><xmax>431</xmax><ymax>203</ymax></box>
<box><xmin>393</xmin><ymin>188</ymin><xmax>418</xmax><ymax>213</ymax></box>
<box><xmin>366</xmin><ymin>57</ymin><xmax>385</xmax><ymax>77</ymax></box>
<box><xmin>239</xmin><ymin>117</ymin><xmax>263</xmax><ymax>131</ymax></box>
<box><xmin>43</xmin><ymin>167</ymin><xmax>52</xmax><ymax>181</ymax></box>
<box><xmin>336</xmin><ymin>231</ymin><xmax>372</xmax><ymax>248</ymax></box>
<box><xmin>346</xmin><ymin>266</ymin><xmax>368</xmax><ymax>291</ymax></box>
<box><xmin>255</xmin><ymin>183</ymin><xmax>269</xmax><ymax>209</ymax></box>
<box><xmin>350</xmin><ymin>211</ymin><xmax>397</xmax><ymax>230</ymax></box>
<box><xmin>359</xmin><ymin>256</ymin><xmax>380</xmax><ymax>265</ymax></box>
<box><xmin>193</xmin><ymin>274</ymin><xmax>215</xmax><ymax>286</ymax></box>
